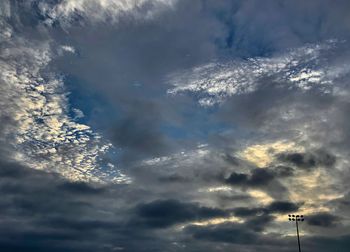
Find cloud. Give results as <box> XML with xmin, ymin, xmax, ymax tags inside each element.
<box><xmin>2</xmin><ymin>1</ymin><xmax>350</xmax><ymax>251</ymax></box>
<box><xmin>233</xmin><ymin>201</ymin><xmax>299</xmax><ymax>217</ymax></box>
<box><xmin>305</xmin><ymin>235</ymin><xmax>350</xmax><ymax>252</ymax></box>
<box><xmin>0</xmin><ymin>3</ymin><xmax>129</xmax><ymax>183</ymax></box>
<box><xmin>57</xmin><ymin>181</ymin><xmax>106</xmax><ymax>194</ymax></box>
<box><xmin>60</xmin><ymin>45</ymin><xmax>75</xmax><ymax>54</ymax></box>
<box><xmin>168</xmin><ymin>40</ymin><xmax>349</xmax><ymax>106</ymax></box>
<box><xmin>40</xmin><ymin>0</ymin><xmax>177</xmax><ymax>26</ymax></box>
<box><xmin>0</xmin><ymin>159</ymin><xmax>110</xmax><ymax>252</ymax></box>
<box><xmin>111</xmin><ymin>100</ymin><xmax>172</xmax><ymax>162</ymax></box>
<box><xmin>277</xmin><ymin>150</ymin><xmax>336</xmax><ymax>170</ymax></box>
<box><xmin>0</xmin><ymin>156</ymin><xmax>182</xmax><ymax>252</ymax></box>
<box><xmin>266</xmin><ymin>201</ymin><xmax>299</xmax><ymax>213</ymax></box>
<box><xmin>186</xmin><ymin>222</ymin><xmax>259</xmax><ymax>244</ymax></box>
<box><xmin>225</xmin><ymin>168</ymin><xmax>276</xmax><ymax>187</ymax></box>
<box><xmin>245</xmin><ymin>214</ymin><xmax>275</xmax><ymax>232</ymax></box>
<box><xmin>273</xmin><ymin>166</ymin><xmax>295</xmax><ymax>177</ymax></box>
<box><xmin>131</xmin><ymin>199</ymin><xmax>230</xmax><ymax>228</ymax></box>
<box><xmin>307</xmin><ymin>212</ymin><xmax>340</xmax><ymax>227</ymax></box>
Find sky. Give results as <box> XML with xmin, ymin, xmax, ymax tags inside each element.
<box><xmin>1</xmin><ymin>0</ymin><xmax>350</xmax><ymax>251</ymax></box>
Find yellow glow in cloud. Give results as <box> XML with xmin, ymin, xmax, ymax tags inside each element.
<box><xmin>186</xmin><ymin>216</ymin><xmax>243</xmax><ymax>228</ymax></box>
<box><xmin>248</xmin><ymin>189</ymin><xmax>274</xmax><ymax>204</ymax></box>
<box><xmin>238</xmin><ymin>141</ymin><xmax>304</xmax><ymax>167</ymax></box>
<box><xmin>287</xmin><ymin>169</ymin><xmax>343</xmax><ymax>216</ymax></box>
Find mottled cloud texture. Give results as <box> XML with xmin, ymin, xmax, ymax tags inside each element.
<box><xmin>1</xmin><ymin>0</ymin><xmax>350</xmax><ymax>251</ymax></box>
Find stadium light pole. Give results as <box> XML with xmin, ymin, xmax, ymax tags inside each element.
<box><xmin>288</xmin><ymin>214</ymin><xmax>304</xmax><ymax>252</ymax></box>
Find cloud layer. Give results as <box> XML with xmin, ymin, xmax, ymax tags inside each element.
<box><xmin>1</xmin><ymin>0</ymin><xmax>350</xmax><ymax>251</ymax></box>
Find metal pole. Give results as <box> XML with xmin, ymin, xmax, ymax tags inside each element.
<box><xmin>288</xmin><ymin>214</ymin><xmax>304</xmax><ymax>252</ymax></box>
<box><xmin>295</xmin><ymin>219</ymin><xmax>301</xmax><ymax>252</ymax></box>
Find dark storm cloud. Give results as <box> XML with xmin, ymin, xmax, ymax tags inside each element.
<box><xmin>245</xmin><ymin>214</ymin><xmax>275</xmax><ymax>232</ymax></box>
<box><xmin>224</xmin><ymin>167</ymin><xmax>292</xmax><ymax>200</ymax></box>
<box><xmin>0</xmin><ymin>156</ymin><xmax>266</xmax><ymax>252</ymax></box>
<box><xmin>273</xmin><ymin>166</ymin><xmax>295</xmax><ymax>177</ymax></box>
<box><xmin>186</xmin><ymin>222</ymin><xmax>350</xmax><ymax>251</ymax></box>
<box><xmin>0</xmin><ymin>156</ymin><xmax>179</xmax><ymax>252</ymax></box>
<box><xmin>233</xmin><ymin>201</ymin><xmax>299</xmax><ymax>217</ymax></box>
<box><xmin>307</xmin><ymin>212</ymin><xmax>340</xmax><ymax>228</ymax></box>
<box><xmin>304</xmin><ymin>235</ymin><xmax>350</xmax><ymax>252</ymax></box>
<box><xmin>0</xmin><ymin>160</ymin><xmax>106</xmax><ymax>252</ymax></box>
<box><xmin>186</xmin><ymin>223</ymin><xmax>258</xmax><ymax>244</ymax></box>
<box><xmin>225</xmin><ymin>168</ymin><xmax>275</xmax><ymax>187</ymax></box>
<box><xmin>225</xmin><ymin>172</ymin><xmax>249</xmax><ymax>185</ymax></box>
<box><xmin>278</xmin><ymin>153</ymin><xmax>316</xmax><ymax>169</ymax></box>
<box><xmin>0</xmin><ymin>159</ymin><xmax>31</xmax><ymax>178</ymax></box>
<box><xmin>224</xmin><ymin>165</ymin><xmax>295</xmax><ymax>190</ymax></box>
<box><xmin>57</xmin><ymin>181</ymin><xmax>106</xmax><ymax>194</ymax></box>
<box><xmin>132</xmin><ymin>199</ymin><xmax>229</xmax><ymax>228</ymax></box>
<box><xmin>277</xmin><ymin>150</ymin><xmax>336</xmax><ymax>170</ymax></box>
<box><xmin>267</xmin><ymin>201</ymin><xmax>299</xmax><ymax>213</ymax></box>
<box><xmin>0</xmin><ymin>145</ymin><xmax>301</xmax><ymax>252</ymax></box>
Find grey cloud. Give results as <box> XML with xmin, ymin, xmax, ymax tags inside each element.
<box><xmin>185</xmin><ymin>215</ymin><xmax>281</xmax><ymax>245</ymax></box>
<box><xmin>233</xmin><ymin>201</ymin><xmax>300</xmax><ymax>218</ymax></box>
<box><xmin>233</xmin><ymin>207</ymin><xmax>264</xmax><ymax>217</ymax></box>
<box><xmin>223</xmin><ymin>163</ymin><xmax>294</xmax><ymax>188</ymax></box>
<box><xmin>225</xmin><ymin>172</ymin><xmax>249</xmax><ymax>185</ymax></box>
<box><xmin>57</xmin><ymin>181</ymin><xmax>106</xmax><ymax>195</ymax></box>
<box><xmin>222</xmin><ymin>153</ymin><xmax>240</xmax><ymax>166</ymax></box>
<box><xmin>278</xmin><ymin>153</ymin><xmax>316</xmax><ymax>169</ymax></box>
<box><xmin>186</xmin><ymin>223</ymin><xmax>258</xmax><ymax>244</ymax></box>
<box><xmin>157</xmin><ymin>174</ymin><xmax>190</xmax><ymax>183</ymax></box>
<box><xmin>218</xmin><ymin>0</ymin><xmax>350</xmax><ymax>55</ymax></box>
<box><xmin>277</xmin><ymin>150</ymin><xmax>336</xmax><ymax>170</ymax></box>
<box><xmin>224</xmin><ymin>168</ymin><xmax>290</xmax><ymax>200</ymax></box>
<box><xmin>0</xmin><ymin>156</ymin><xmax>175</xmax><ymax>252</ymax></box>
<box><xmin>132</xmin><ymin>199</ymin><xmax>229</xmax><ymax>228</ymax></box>
<box><xmin>307</xmin><ymin>212</ymin><xmax>340</xmax><ymax>228</ymax></box>
<box><xmin>2</xmin><ymin>1</ymin><xmax>350</xmax><ymax>251</ymax></box>
<box><xmin>110</xmin><ymin>100</ymin><xmax>175</xmax><ymax>163</ymax></box>
<box><xmin>267</xmin><ymin>201</ymin><xmax>299</xmax><ymax>213</ymax></box>
<box><xmin>273</xmin><ymin>166</ymin><xmax>295</xmax><ymax>177</ymax></box>
<box><xmin>225</xmin><ymin>168</ymin><xmax>275</xmax><ymax>187</ymax></box>
<box><xmin>245</xmin><ymin>214</ymin><xmax>275</xmax><ymax>232</ymax></box>
<box><xmin>304</xmin><ymin>235</ymin><xmax>350</xmax><ymax>252</ymax></box>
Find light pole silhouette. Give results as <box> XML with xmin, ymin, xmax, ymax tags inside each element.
<box><xmin>288</xmin><ymin>214</ymin><xmax>304</xmax><ymax>252</ymax></box>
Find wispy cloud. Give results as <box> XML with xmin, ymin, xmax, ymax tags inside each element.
<box><xmin>39</xmin><ymin>0</ymin><xmax>177</xmax><ymax>26</ymax></box>
<box><xmin>168</xmin><ymin>40</ymin><xmax>349</xmax><ymax>106</ymax></box>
